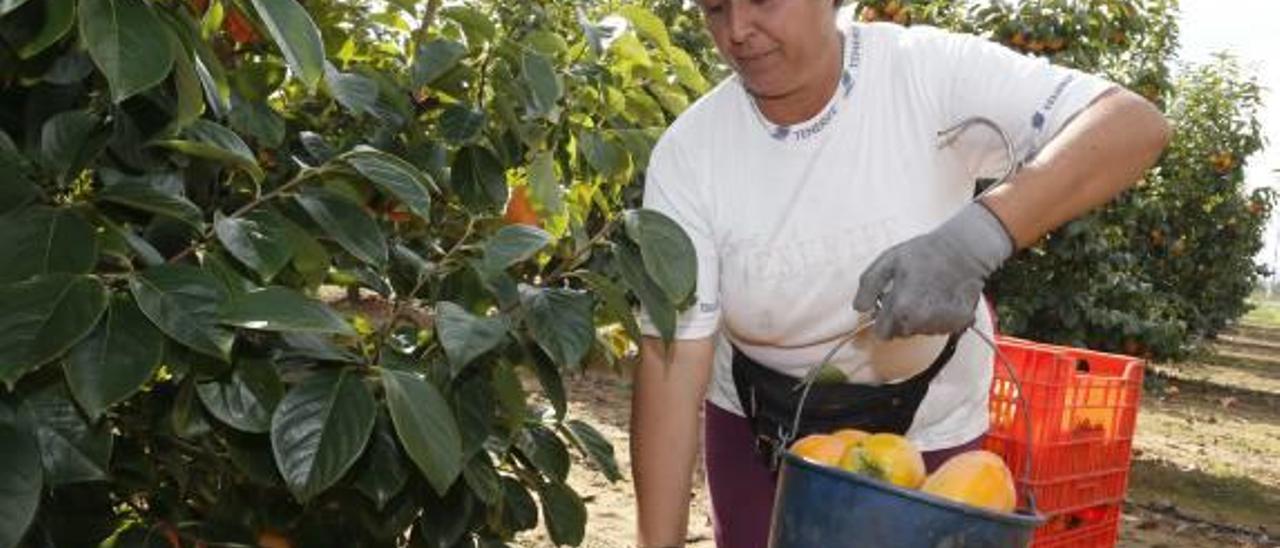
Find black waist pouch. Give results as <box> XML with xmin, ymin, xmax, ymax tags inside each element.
<box><xmin>731</xmin><ymin>333</ymin><xmax>961</xmax><ymax>470</ymax></box>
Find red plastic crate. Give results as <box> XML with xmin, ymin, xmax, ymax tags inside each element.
<box><xmin>1032</xmin><ymin>503</ymin><xmax>1122</xmax><ymax>548</ymax></box>
<box><xmin>983</xmin><ymin>337</ymin><xmax>1143</xmax><ymax>547</ymax></box>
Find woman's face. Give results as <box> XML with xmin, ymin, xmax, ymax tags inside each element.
<box><xmin>699</xmin><ymin>0</ymin><xmax>840</xmax><ymax>100</ymax></box>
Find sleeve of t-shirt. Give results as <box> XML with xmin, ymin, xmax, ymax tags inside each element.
<box><xmin>635</xmin><ymin>133</ymin><xmax>721</xmax><ymax>340</ymax></box>
<box><xmin>902</xmin><ymin>25</ymin><xmax>1118</xmax><ymax>179</ymax></box>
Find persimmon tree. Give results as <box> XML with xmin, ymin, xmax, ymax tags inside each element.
<box><xmin>0</xmin><ymin>0</ymin><xmax>702</xmax><ymax>545</ymax></box>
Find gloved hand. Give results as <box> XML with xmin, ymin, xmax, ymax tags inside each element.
<box><xmin>854</xmin><ymin>201</ymin><xmax>1015</xmax><ymax>340</ymax></box>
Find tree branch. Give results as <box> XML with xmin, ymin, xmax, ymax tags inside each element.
<box><xmin>168</xmin><ymin>166</ymin><xmax>333</xmax><ymax>265</ymax></box>
<box><xmin>547</xmin><ymin>218</ymin><xmax>619</xmax><ymax>282</ymax></box>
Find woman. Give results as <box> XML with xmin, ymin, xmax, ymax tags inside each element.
<box><xmin>629</xmin><ymin>1</ymin><xmax>1170</xmax><ymax>547</ymax></box>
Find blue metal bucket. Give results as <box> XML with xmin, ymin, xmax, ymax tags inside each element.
<box><xmin>769</xmin><ymin>452</ymin><xmax>1044</xmax><ymax>548</ymax></box>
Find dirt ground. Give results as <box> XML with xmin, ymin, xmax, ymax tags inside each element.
<box><xmin>514</xmin><ymin>324</ymin><xmax>1280</xmax><ymax>548</ymax></box>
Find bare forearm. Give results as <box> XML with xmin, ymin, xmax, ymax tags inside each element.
<box><xmin>983</xmin><ymin>88</ymin><xmax>1171</xmax><ymax>248</ymax></box>
<box><xmin>631</xmin><ymin>337</ymin><xmax>714</xmax><ymax>547</ymax></box>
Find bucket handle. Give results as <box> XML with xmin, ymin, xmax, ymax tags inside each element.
<box><xmin>783</xmin><ymin>117</ymin><xmax>1040</xmax><ymax>515</ymax></box>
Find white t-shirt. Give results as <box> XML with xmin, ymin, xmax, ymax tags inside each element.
<box><xmin>638</xmin><ymin>22</ymin><xmax>1114</xmax><ymax>451</ymax></box>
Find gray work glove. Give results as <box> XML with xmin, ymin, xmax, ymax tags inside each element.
<box><xmin>853</xmin><ymin>201</ymin><xmax>1015</xmax><ymax>340</ymax></box>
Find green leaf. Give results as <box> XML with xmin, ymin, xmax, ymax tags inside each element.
<box><xmin>470</xmin><ymin>259</ymin><xmax>521</xmax><ymax>311</ymax></box>
<box><xmin>481</xmin><ymin>225</ymin><xmax>552</xmax><ymax>274</ymax></box>
<box><xmin>249</xmin><ymin>0</ymin><xmax>325</xmax><ymax>90</ymax></box>
<box><xmin>0</xmin><ymin>159</ymin><xmax>37</xmax><ymax>217</ymax></box>
<box><xmin>539</xmin><ymin>480</ymin><xmax>587</xmax><ymax>546</ymax></box>
<box><xmin>522</xmin><ymin>287</ymin><xmax>594</xmax><ymax>370</ymax></box>
<box><xmin>452</xmin><ymin>371</ymin><xmax>493</xmax><ymax>457</ymax></box>
<box><xmin>451</xmin><ymin>145</ymin><xmax>507</xmax><ymax>210</ymax></box>
<box><xmin>226</xmin><ymin>431</ymin><xmax>283</xmax><ymax>488</ymax></box>
<box><xmin>0</xmin><ymin>275</ymin><xmax>108</xmax><ymax>386</ymax></box>
<box><xmin>0</xmin><ymin>0</ymin><xmax>31</xmax><ymax>16</ymax></box>
<box><xmin>624</xmin><ymin>88</ymin><xmax>665</xmax><ymax>126</ymax></box>
<box><xmin>614</xmin><ymin>128</ymin><xmax>660</xmax><ymax>171</ymax></box>
<box><xmin>412</xmin><ymin>39</ymin><xmax>467</xmax><ymax>88</ymax></box>
<box><xmin>382</xmin><ymin>368</ymin><xmax>463</xmax><ymax>496</ymax></box>
<box><xmin>353</xmin><ymin>413</ymin><xmax>409</xmax><ymax>511</ymax></box>
<box><xmin>98</xmin><ymin>182</ymin><xmax>205</xmax><ymax>229</ymax></box>
<box><xmin>528</xmin><ymin>349</ymin><xmax>566</xmax><ymax>420</ymax></box>
<box><xmin>610</xmin><ymin>33</ymin><xmax>653</xmax><ymax>70</ymax></box>
<box><xmin>492</xmin><ymin>361</ymin><xmax>526</xmax><ymax>433</ymax></box>
<box><xmin>200</xmin><ymin>0</ymin><xmax>224</xmax><ymax>39</ymax></box>
<box><xmin>79</xmin><ymin>0</ymin><xmax>175</xmax><ymax>103</ymax></box>
<box><xmin>526</xmin><ymin>30</ymin><xmax>568</xmax><ymax>56</ymax></box>
<box><xmin>219</xmin><ymin>286</ymin><xmax>354</xmax><ymax>336</ymax></box>
<box><xmin>577</xmin><ymin>271</ymin><xmax>641</xmax><ymax>343</ymax></box>
<box><xmin>271</xmin><ymin>369</ymin><xmax>375</xmax><ymax>503</ymax></box>
<box><xmin>41</xmin><ymin>109</ymin><xmax>107</xmax><ymax>181</ymax></box>
<box><xmin>295</xmin><ymin>187</ymin><xmax>388</xmax><ymax>267</ymax></box>
<box><xmin>440</xmin><ymin>7</ymin><xmax>495</xmax><ymax>48</ymax></box>
<box><xmin>578</xmin><ymin>131</ymin><xmax>626</xmax><ymax>178</ymax></box>
<box><xmin>112</xmin><ymin>222</ymin><xmax>165</xmax><ymax>267</ymax></box>
<box><xmin>527</xmin><ymin>151</ymin><xmax>565</xmax><ymax>217</ymax></box>
<box><xmin>171</xmin><ymin>376</ymin><xmax>212</xmax><ymax>438</ymax></box>
<box><xmin>440</xmin><ymin>105</ymin><xmax>486</xmax><ymax>145</ymax></box>
<box><xmin>277</xmin><ymin>332</ymin><xmax>359</xmax><ymax>363</ymax></box>
<box><xmin>435</xmin><ymin>302</ymin><xmax>508</xmax><ymax>372</ymax></box>
<box><xmin>281</xmin><ymin>217</ymin><xmax>331</xmax><ymax>287</ymax></box>
<box><xmin>649</xmin><ymin>80</ymin><xmax>690</xmax><ymax>115</ymax></box>
<box><xmin>170</xmin><ymin>39</ymin><xmax>206</xmax><ymax>129</ymax></box>
<box><xmin>669</xmin><ymin>46</ymin><xmax>709</xmax><ymax>94</ymax></box>
<box><xmin>25</xmin><ymin>382</ymin><xmax>113</xmax><ymax>485</ymax></box>
<box><xmin>298</xmin><ymin>131</ymin><xmax>334</xmax><ymax>163</ymax></box>
<box><xmin>521</xmin><ymin>51</ymin><xmax>562</xmax><ymax>118</ymax></box>
<box><xmin>64</xmin><ymin>294</ymin><xmax>164</xmax><ymax>422</ymax></box>
<box><xmin>154</xmin><ymin>119</ymin><xmax>265</xmax><ymax>182</ymax></box>
<box><xmin>41</xmin><ymin>50</ymin><xmax>94</xmax><ymax>85</ymax></box>
<box><xmin>623</xmin><ymin>209</ymin><xmax>697</xmax><ymax>305</ymax></box>
<box><xmin>416</xmin><ymin>482</ymin><xmax>475</xmax><ymax>547</ymax></box>
<box><xmin>214</xmin><ymin>209</ymin><xmax>295</xmax><ymax>281</ymax></box>
<box><xmin>0</xmin><ymin>206</ymin><xmax>98</xmax><ymax>285</ymax></box>
<box><xmin>615</xmin><ymin>241</ymin><xmax>675</xmax><ymax>343</ymax></box>
<box><xmin>202</xmin><ymin>251</ymin><xmax>257</xmax><ymax>295</ymax></box>
<box><xmin>228</xmin><ymin>97</ymin><xmax>285</xmax><ymax>147</ymax></box>
<box><xmin>0</xmin><ymin>399</ymin><xmax>41</xmax><ymax>548</ymax></box>
<box><xmin>501</xmin><ymin>476</ymin><xmax>538</xmax><ymax>532</ymax></box>
<box><xmin>516</xmin><ymin>424</ymin><xmax>569</xmax><ymax>482</ymax></box>
<box><xmin>19</xmin><ymin>0</ymin><xmax>75</xmax><ymax>59</ymax></box>
<box><xmin>130</xmin><ymin>265</ymin><xmax>235</xmax><ymax>361</ymax></box>
<box><xmin>390</xmin><ymin>243</ymin><xmax>432</xmax><ymax>294</ymax></box>
<box><xmin>324</xmin><ymin>62</ymin><xmax>378</xmax><ymax>116</ymax></box>
<box><xmin>462</xmin><ymin>452</ymin><xmax>502</xmax><ymax>506</ymax></box>
<box><xmin>564</xmin><ymin>419</ymin><xmax>622</xmax><ymax>482</ymax></box>
<box><xmin>340</xmin><ymin>145</ymin><xmax>435</xmax><ymax>222</ymax></box>
<box><xmin>162</xmin><ymin>7</ymin><xmax>230</xmax><ymax>114</ymax></box>
<box><xmin>620</xmin><ymin>5</ymin><xmax>673</xmax><ymax>52</ymax></box>
<box><xmin>197</xmin><ymin>358</ymin><xmax>282</xmax><ymax>434</ymax></box>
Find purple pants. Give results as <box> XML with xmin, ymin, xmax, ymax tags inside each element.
<box><xmin>703</xmin><ymin>402</ymin><xmax>985</xmax><ymax>548</ymax></box>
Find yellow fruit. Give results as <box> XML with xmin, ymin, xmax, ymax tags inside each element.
<box><xmin>839</xmin><ymin>433</ymin><xmax>926</xmax><ymax>489</ymax></box>
<box><xmin>503</xmin><ymin>186</ymin><xmax>540</xmax><ymax>227</ymax></box>
<box><xmin>257</xmin><ymin>529</ymin><xmax>293</xmax><ymax>548</ymax></box>
<box><xmin>831</xmin><ymin>428</ymin><xmax>869</xmax><ymax>446</ymax></box>
<box><xmin>790</xmin><ymin>434</ymin><xmax>852</xmax><ymax>467</ymax></box>
<box><xmin>921</xmin><ymin>450</ymin><xmax>1017</xmax><ymax>513</ymax></box>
